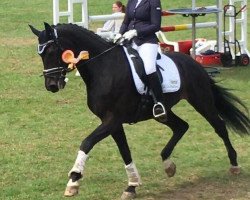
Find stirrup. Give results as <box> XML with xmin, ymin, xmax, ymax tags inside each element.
<box><xmin>153</xmin><ymin>102</ymin><xmax>166</xmax><ymax>118</ymax></box>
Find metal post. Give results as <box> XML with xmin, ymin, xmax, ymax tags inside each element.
<box><xmin>82</xmin><ymin>0</ymin><xmax>89</xmax><ymax>28</ymax></box>
<box><xmin>192</xmin><ymin>0</ymin><xmax>196</xmax><ymax>10</ymax></box>
<box><xmin>191</xmin><ymin>15</ymin><xmax>196</xmax><ymax>58</ymax></box>
<box><xmin>53</xmin><ymin>0</ymin><xmax>59</xmax><ymax>25</ymax></box>
<box><xmin>68</xmin><ymin>0</ymin><xmax>73</xmax><ymax>23</ymax></box>
<box><xmin>240</xmin><ymin>0</ymin><xmax>249</xmax><ymax>56</ymax></box>
<box><xmin>191</xmin><ymin>0</ymin><xmax>196</xmax><ymax>58</ymax></box>
<box><xmin>216</xmin><ymin>0</ymin><xmax>223</xmax><ymax>52</ymax></box>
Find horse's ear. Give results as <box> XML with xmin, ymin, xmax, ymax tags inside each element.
<box><xmin>29</xmin><ymin>24</ymin><xmax>41</xmax><ymax>37</ymax></box>
<box><xmin>44</xmin><ymin>22</ymin><xmax>54</xmax><ymax>39</ymax></box>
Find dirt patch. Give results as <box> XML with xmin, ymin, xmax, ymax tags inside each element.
<box><xmin>136</xmin><ymin>176</ymin><xmax>250</xmax><ymax>200</ymax></box>
<box><xmin>0</xmin><ymin>38</ymin><xmax>36</xmax><ymax>46</ymax></box>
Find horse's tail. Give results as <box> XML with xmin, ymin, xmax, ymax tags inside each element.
<box><xmin>210</xmin><ymin>79</ymin><xmax>250</xmax><ymax>135</ymax></box>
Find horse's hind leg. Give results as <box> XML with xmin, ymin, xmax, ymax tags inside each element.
<box><xmin>157</xmin><ymin>110</ymin><xmax>189</xmax><ymax>177</ymax></box>
<box><xmin>187</xmin><ymin>96</ymin><xmax>240</xmax><ymax>174</ymax></box>
<box><xmin>111</xmin><ymin>125</ymin><xmax>141</xmax><ymax>200</ymax></box>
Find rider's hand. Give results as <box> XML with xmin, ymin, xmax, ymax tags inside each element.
<box><xmin>123</xmin><ymin>30</ymin><xmax>137</xmax><ymax>41</ymax></box>
<box><xmin>113</xmin><ymin>33</ymin><xmax>122</xmax><ymax>43</ymax></box>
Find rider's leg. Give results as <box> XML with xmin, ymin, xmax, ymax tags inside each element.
<box><xmin>147</xmin><ymin>72</ymin><xmax>166</xmax><ymax>118</ymax></box>
<box><xmin>134</xmin><ymin>42</ymin><xmax>166</xmax><ymax>118</ymax></box>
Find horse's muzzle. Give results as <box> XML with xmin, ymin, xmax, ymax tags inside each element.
<box><xmin>45</xmin><ymin>77</ymin><xmax>66</xmax><ymax>93</ymax></box>
<box><xmin>46</xmin><ymin>83</ymin><xmax>59</xmax><ymax>93</ymax></box>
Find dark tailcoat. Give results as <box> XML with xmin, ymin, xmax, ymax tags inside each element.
<box><xmin>119</xmin><ymin>0</ymin><xmax>162</xmax><ymax>46</ymax></box>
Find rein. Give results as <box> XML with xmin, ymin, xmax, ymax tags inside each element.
<box><xmin>75</xmin><ymin>37</ymin><xmax>133</xmax><ymax>68</ymax></box>
<box><xmin>76</xmin><ymin>43</ymin><xmax>120</xmax><ymax>68</ymax></box>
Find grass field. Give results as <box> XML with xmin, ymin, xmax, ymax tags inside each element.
<box><xmin>0</xmin><ymin>0</ymin><xmax>250</xmax><ymax>199</ymax></box>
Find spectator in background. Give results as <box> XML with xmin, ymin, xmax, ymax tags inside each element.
<box><xmin>76</xmin><ymin>1</ymin><xmax>125</xmax><ymax>76</ymax></box>
<box><xmin>96</xmin><ymin>1</ymin><xmax>126</xmax><ymax>41</ymax></box>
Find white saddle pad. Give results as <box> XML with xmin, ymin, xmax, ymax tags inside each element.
<box><xmin>123</xmin><ymin>47</ymin><xmax>181</xmax><ymax>94</ymax></box>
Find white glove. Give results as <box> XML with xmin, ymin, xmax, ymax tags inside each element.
<box><xmin>123</xmin><ymin>30</ymin><xmax>137</xmax><ymax>41</ymax></box>
<box><xmin>113</xmin><ymin>33</ymin><xmax>122</xmax><ymax>43</ymax></box>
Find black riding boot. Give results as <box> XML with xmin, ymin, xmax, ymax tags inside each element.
<box><xmin>147</xmin><ymin>72</ymin><xmax>167</xmax><ymax>118</ymax></box>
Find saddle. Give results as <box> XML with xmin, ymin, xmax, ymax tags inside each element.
<box><xmin>124</xmin><ymin>44</ymin><xmax>163</xmax><ymax>87</ymax></box>
<box><xmin>123</xmin><ymin>44</ymin><xmax>181</xmax><ymax>123</ymax></box>
<box><xmin>123</xmin><ymin>45</ymin><xmax>180</xmax><ymax>95</ymax></box>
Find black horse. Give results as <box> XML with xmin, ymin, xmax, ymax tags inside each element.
<box><xmin>30</xmin><ymin>23</ymin><xmax>250</xmax><ymax>199</ymax></box>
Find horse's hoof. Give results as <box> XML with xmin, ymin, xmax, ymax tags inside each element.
<box><xmin>64</xmin><ymin>186</ymin><xmax>79</xmax><ymax>197</ymax></box>
<box><xmin>121</xmin><ymin>191</ymin><xmax>136</xmax><ymax>200</ymax></box>
<box><xmin>163</xmin><ymin>159</ymin><xmax>176</xmax><ymax>177</ymax></box>
<box><xmin>229</xmin><ymin>166</ymin><xmax>241</xmax><ymax>175</ymax></box>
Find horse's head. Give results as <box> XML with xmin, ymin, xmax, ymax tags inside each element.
<box><xmin>29</xmin><ymin>22</ymin><xmax>70</xmax><ymax>93</ymax></box>
<box><xmin>30</xmin><ymin>22</ymin><xmax>115</xmax><ymax>92</ymax></box>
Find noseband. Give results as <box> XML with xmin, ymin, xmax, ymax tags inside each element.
<box><xmin>42</xmin><ymin>67</ymin><xmax>67</xmax><ymax>79</ymax></box>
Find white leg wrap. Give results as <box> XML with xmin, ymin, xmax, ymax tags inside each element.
<box><xmin>125</xmin><ymin>162</ymin><xmax>142</xmax><ymax>186</ymax></box>
<box><xmin>67</xmin><ymin>179</ymin><xmax>80</xmax><ymax>187</ymax></box>
<box><xmin>68</xmin><ymin>150</ymin><xmax>88</xmax><ymax>177</ymax></box>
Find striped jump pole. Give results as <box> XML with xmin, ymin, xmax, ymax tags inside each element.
<box><xmin>161</xmin><ymin>22</ymin><xmax>217</xmax><ymax>32</ymax></box>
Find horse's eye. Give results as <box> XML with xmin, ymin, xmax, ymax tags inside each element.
<box><xmin>46</xmin><ymin>47</ymin><xmax>57</xmax><ymax>57</ymax></box>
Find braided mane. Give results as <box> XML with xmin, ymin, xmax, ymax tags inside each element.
<box><xmin>54</xmin><ymin>23</ymin><xmax>113</xmax><ymax>51</ymax></box>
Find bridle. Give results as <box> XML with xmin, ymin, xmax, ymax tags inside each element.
<box><xmin>38</xmin><ymin>28</ymin><xmax>69</xmax><ymax>80</ymax></box>
<box><xmin>41</xmin><ymin>67</ymin><xmax>66</xmax><ymax>79</ymax></box>
<box><xmin>38</xmin><ymin>27</ymin><xmax>121</xmax><ymax>79</ymax></box>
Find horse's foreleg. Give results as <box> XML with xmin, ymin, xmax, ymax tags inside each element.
<box><xmin>64</xmin><ymin>151</ymin><xmax>88</xmax><ymax>196</ymax></box>
<box><xmin>111</xmin><ymin>126</ymin><xmax>141</xmax><ymax>200</ymax></box>
<box><xmin>158</xmin><ymin>110</ymin><xmax>189</xmax><ymax>177</ymax></box>
<box><xmin>64</xmin><ymin>122</ymin><xmax>112</xmax><ymax>197</ymax></box>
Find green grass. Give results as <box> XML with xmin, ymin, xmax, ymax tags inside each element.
<box><xmin>0</xmin><ymin>0</ymin><xmax>250</xmax><ymax>199</ymax></box>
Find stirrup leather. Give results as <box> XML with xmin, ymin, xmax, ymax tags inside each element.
<box><xmin>153</xmin><ymin>102</ymin><xmax>166</xmax><ymax>118</ymax></box>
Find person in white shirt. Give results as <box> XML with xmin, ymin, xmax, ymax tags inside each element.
<box><xmin>75</xmin><ymin>1</ymin><xmax>126</xmax><ymax>76</ymax></box>
<box><xmin>76</xmin><ymin>1</ymin><xmax>126</xmax><ymax>76</ymax></box>
<box><xmin>96</xmin><ymin>1</ymin><xmax>126</xmax><ymax>41</ymax></box>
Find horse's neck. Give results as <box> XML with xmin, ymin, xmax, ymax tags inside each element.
<box><xmin>76</xmin><ymin>33</ymin><xmax>110</xmax><ymax>56</ymax></box>
<box><xmin>58</xmin><ymin>25</ymin><xmax>109</xmax><ymax>56</ymax></box>
<box><xmin>73</xmin><ymin>32</ymin><xmax>116</xmax><ymax>79</ymax></box>
<box><xmin>60</xmin><ymin>26</ymin><xmax>128</xmax><ymax>88</ymax></box>
<box><xmin>79</xmin><ymin>46</ymin><xmax>128</xmax><ymax>91</ymax></box>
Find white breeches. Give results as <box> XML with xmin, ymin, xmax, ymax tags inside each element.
<box><xmin>131</xmin><ymin>42</ymin><xmax>158</xmax><ymax>75</ymax></box>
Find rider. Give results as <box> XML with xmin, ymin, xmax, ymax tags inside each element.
<box><xmin>114</xmin><ymin>0</ymin><xmax>166</xmax><ymax>119</ymax></box>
